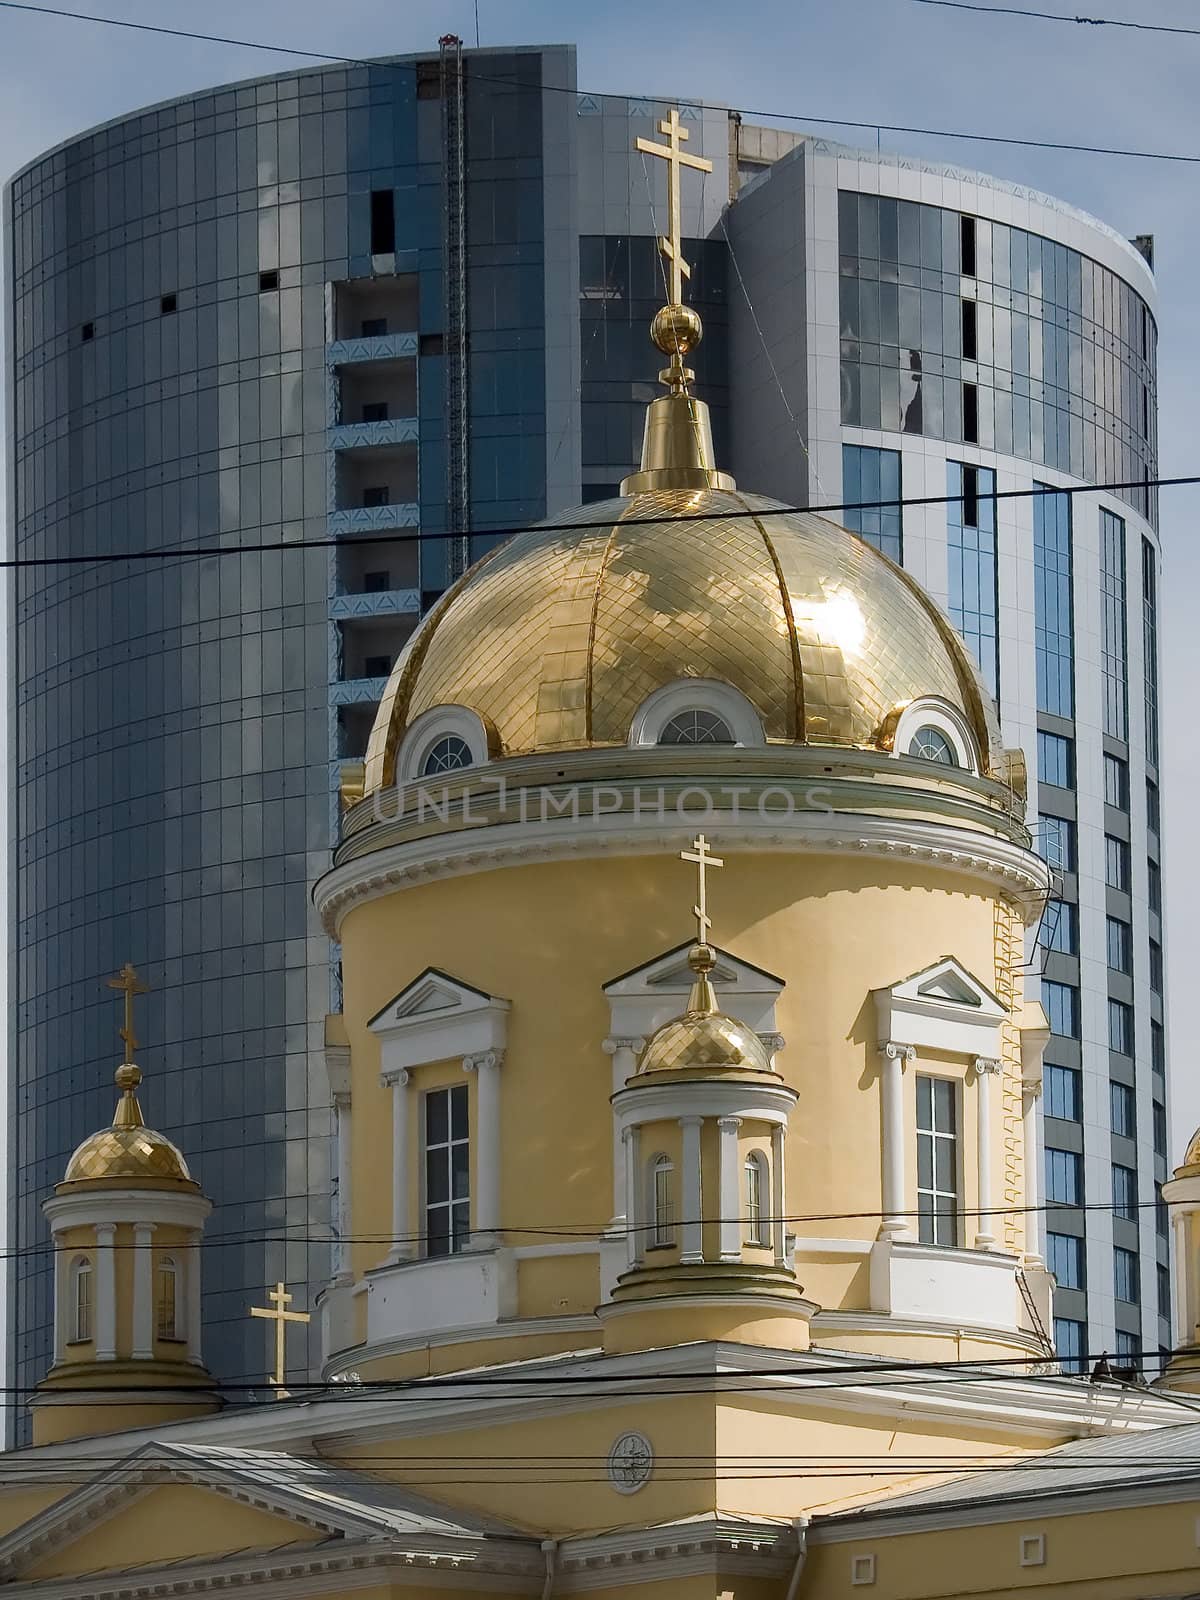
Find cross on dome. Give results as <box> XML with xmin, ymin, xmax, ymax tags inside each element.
<box><xmin>635</xmin><ymin>108</ymin><xmax>713</xmax><ymax>306</ymax></box>
<box><xmin>680</xmin><ymin>833</ymin><xmax>724</xmax><ymax>947</ymax></box>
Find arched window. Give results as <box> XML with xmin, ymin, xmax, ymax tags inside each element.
<box><xmin>744</xmin><ymin>1151</ymin><xmax>770</xmax><ymax>1246</ymax></box>
<box><xmin>650</xmin><ymin>1155</ymin><xmax>675</xmax><ymax>1246</ymax></box>
<box><xmin>658</xmin><ymin>710</ymin><xmax>735</xmax><ymax>746</ymax></box>
<box><xmin>155</xmin><ymin>1256</ymin><xmax>179</xmax><ymax>1340</ymax></box>
<box><xmin>908</xmin><ymin>726</ymin><xmax>958</xmax><ymax>766</ymax></box>
<box><xmin>70</xmin><ymin>1256</ymin><xmax>92</xmax><ymax>1343</ymax></box>
<box><xmin>421</xmin><ymin>734</ymin><xmax>473</xmax><ymax>776</ymax></box>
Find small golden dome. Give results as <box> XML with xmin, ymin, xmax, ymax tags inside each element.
<box><xmin>362</xmin><ymin>490</ymin><xmax>1002</xmax><ymax>794</ymax></box>
<box><xmin>1178</xmin><ymin>1126</ymin><xmax>1200</xmax><ymax>1178</ymax></box>
<box><xmin>637</xmin><ymin>946</ymin><xmax>774</xmax><ymax>1076</ymax></box>
<box><xmin>62</xmin><ymin>1062</ymin><xmax>194</xmax><ymax>1187</ymax></box>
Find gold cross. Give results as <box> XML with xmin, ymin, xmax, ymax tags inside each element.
<box><xmin>635</xmin><ymin>108</ymin><xmax>713</xmax><ymax>305</ymax></box>
<box><xmin>680</xmin><ymin>833</ymin><xmax>724</xmax><ymax>945</ymax></box>
<box><xmin>250</xmin><ymin>1281</ymin><xmax>310</xmax><ymax>1387</ymax></box>
<box><xmin>106</xmin><ymin>963</ymin><xmax>148</xmax><ymax>1063</ymax></box>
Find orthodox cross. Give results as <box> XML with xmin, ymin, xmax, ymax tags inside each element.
<box><xmin>107</xmin><ymin>963</ymin><xmax>148</xmax><ymax>1063</ymax></box>
<box><xmin>635</xmin><ymin>108</ymin><xmax>713</xmax><ymax>305</ymax></box>
<box><xmin>681</xmin><ymin>833</ymin><xmax>724</xmax><ymax>945</ymax></box>
<box><xmin>250</xmin><ymin>1281</ymin><xmax>311</xmax><ymax>1387</ymax></box>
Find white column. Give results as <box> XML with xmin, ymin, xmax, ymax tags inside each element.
<box><xmin>624</xmin><ymin>1125</ymin><xmax>641</xmax><ymax>1266</ymax></box>
<box><xmin>679</xmin><ymin>1116</ymin><xmax>704</xmax><ymax>1263</ymax></box>
<box><xmin>52</xmin><ymin>1236</ymin><xmax>66</xmax><ymax>1363</ymax></box>
<box><xmin>1022</xmin><ymin>1081</ymin><xmax>1045</xmax><ymax>1266</ymax></box>
<box><xmin>717</xmin><ymin>1117</ymin><xmax>742</xmax><ymax>1261</ymax></box>
<box><xmin>879</xmin><ymin>1044</ymin><xmax>915</xmax><ymax>1240</ymax></box>
<box><xmin>464</xmin><ymin>1050</ymin><xmax>504</xmax><ymax>1249</ymax></box>
<box><xmin>603</xmin><ymin>1037</ymin><xmax>644</xmax><ymax>1231</ymax></box>
<box><xmin>95</xmin><ymin>1223</ymin><xmax>117</xmax><ymax>1361</ymax></box>
<box><xmin>185</xmin><ymin>1229</ymin><xmax>203</xmax><ymax>1365</ymax></box>
<box><xmin>770</xmin><ymin>1123</ymin><xmax>787</xmax><ymax>1267</ymax></box>
<box><xmin>132</xmin><ymin>1223</ymin><xmax>156</xmax><ymax>1358</ymax></box>
<box><xmin>386</xmin><ymin>1070</ymin><xmax>411</xmax><ymax>1263</ymax></box>
<box><xmin>974</xmin><ymin>1058</ymin><xmax>1001</xmax><ymax>1250</ymax></box>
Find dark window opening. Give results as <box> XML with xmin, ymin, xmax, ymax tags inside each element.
<box><xmin>960</xmin><ymin>215</ymin><xmax>977</xmax><ymax>277</ymax></box>
<box><xmin>961</xmin><ymin>299</ymin><xmax>977</xmax><ymax>361</ymax></box>
<box><xmin>361</xmin><ymin>317</ymin><xmax>387</xmax><ymax>338</ymax></box>
<box><xmin>416</xmin><ymin>61</ymin><xmax>441</xmax><ymax>99</ymax></box>
<box><xmin>420</xmin><ymin>332</ymin><xmax>445</xmax><ymax>357</ymax></box>
<box><xmin>160</xmin><ymin>293</ymin><xmax>177</xmax><ymax>315</ymax></box>
<box><xmin>364</xmin><ymin>654</ymin><xmax>393</xmax><ymax>678</ymax></box>
<box><xmin>1142</xmin><ymin>383</ymin><xmax>1149</xmax><ymax>438</ymax></box>
<box><xmin>362</xmin><ymin>485</ymin><xmax>391</xmax><ymax>508</ymax></box>
<box><xmin>259</xmin><ymin>269</ymin><xmax>279</xmax><ymax>292</ymax></box>
<box><xmin>363</xmin><ymin>571</ymin><xmax>390</xmax><ymax>593</ymax></box>
<box><xmin>81</xmin><ymin>322</ymin><xmax>94</xmax><ymax>342</ymax></box>
<box><xmin>370</xmin><ymin>189</ymin><xmax>396</xmax><ymax>255</ymax></box>
<box><xmin>962</xmin><ymin>382</ymin><xmax>978</xmax><ymax>444</ymax></box>
<box><xmin>362</xmin><ymin>402</ymin><xmax>390</xmax><ymax>423</ymax></box>
<box><xmin>961</xmin><ymin>464</ymin><xmax>979</xmax><ymax>528</ymax></box>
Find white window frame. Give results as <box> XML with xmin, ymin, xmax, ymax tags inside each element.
<box><xmin>629</xmin><ymin>680</ymin><xmax>764</xmax><ymax>748</ymax></box>
<box><xmin>396</xmin><ymin>704</ymin><xmax>491</xmax><ymax>784</ymax></box>
<box><xmin>649</xmin><ymin>1154</ymin><xmax>675</xmax><ymax>1247</ymax></box>
<box><xmin>423</xmin><ymin>1083</ymin><xmax>471</xmax><ymax>1259</ymax></box>
<box><xmin>744</xmin><ymin>1149</ymin><xmax>769</xmax><ymax>1245</ymax></box>
<box><xmin>915</xmin><ymin>1074</ymin><xmax>960</xmax><ymax>1247</ymax></box>
<box><xmin>892</xmin><ymin>697</ymin><xmax>979</xmax><ymax>775</ymax></box>
<box><xmin>70</xmin><ymin>1255</ymin><xmax>92</xmax><ymax>1343</ymax></box>
<box><xmin>156</xmin><ymin>1254</ymin><xmax>180</xmax><ymax>1340</ymax></box>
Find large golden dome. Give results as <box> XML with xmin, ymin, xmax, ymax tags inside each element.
<box><xmin>362</xmin><ymin>488</ymin><xmax>1002</xmax><ymax>793</ymax></box>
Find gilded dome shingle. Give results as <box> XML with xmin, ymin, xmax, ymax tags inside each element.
<box><xmin>64</xmin><ymin>1124</ymin><xmax>192</xmax><ymax>1184</ymax></box>
<box><xmin>363</xmin><ymin>489</ymin><xmax>1001</xmax><ymax>793</ymax></box>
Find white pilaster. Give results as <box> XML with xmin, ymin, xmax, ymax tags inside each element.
<box><xmin>464</xmin><ymin>1050</ymin><xmax>504</xmax><ymax>1249</ymax></box>
<box><xmin>679</xmin><ymin>1115</ymin><xmax>704</xmax><ymax>1263</ymax></box>
<box><xmin>603</xmin><ymin>1037</ymin><xmax>644</xmax><ymax>1231</ymax></box>
<box><xmin>974</xmin><ymin>1058</ymin><xmax>1001</xmax><ymax>1250</ymax></box>
<box><xmin>52</xmin><ymin>1244</ymin><xmax>66</xmax><ymax>1363</ymax></box>
<box><xmin>386</xmin><ymin>1070</ymin><xmax>411</xmax><ymax>1263</ymax></box>
<box><xmin>717</xmin><ymin>1116</ymin><xmax>742</xmax><ymax>1261</ymax></box>
<box><xmin>624</xmin><ymin>1125</ymin><xmax>641</xmax><ymax>1266</ymax></box>
<box><xmin>1022</xmin><ymin>1080</ymin><xmax>1045</xmax><ymax>1267</ymax></box>
<box><xmin>186</xmin><ymin>1229</ymin><xmax>203</xmax><ymax>1365</ymax></box>
<box><xmin>879</xmin><ymin>1044</ymin><xmax>915</xmax><ymax>1240</ymax></box>
<box><xmin>132</xmin><ymin>1222</ymin><xmax>156</xmax><ymax>1358</ymax></box>
<box><xmin>770</xmin><ymin>1123</ymin><xmax>787</xmax><ymax>1266</ymax></box>
<box><xmin>95</xmin><ymin>1223</ymin><xmax>117</xmax><ymax>1361</ymax></box>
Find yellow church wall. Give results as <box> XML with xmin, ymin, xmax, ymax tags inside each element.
<box><xmin>516</xmin><ymin>1251</ymin><xmax>600</xmax><ymax>1319</ymax></box>
<box><xmin>31</xmin><ymin>1393</ymin><xmax>219</xmax><ymax>1446</ymax></box>
<box><xmin>805</xmin><ymin>1499</ymin><xmax>1200</xmax><ymax>1600</ymax></box>
<box><xmin>0</xmin><ymin>1487</ymin><xmax>75</xmax><ymax>1539</ymax></box>
<box><xmin>573</xmin><ymin>1576</ymin><xmax>787</xmax><ymax>1600</ymax></box>
<box><xmin>22</xmin><ymin>1483</ymin><xmax>323</xmax><ymax>1578</ymax></box>
<box><xmin>338</xmin><ymin>852</ymin><xmax>1016</xmax><ymax>1310</ymax></box>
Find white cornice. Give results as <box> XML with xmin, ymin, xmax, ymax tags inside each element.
<box><xmin>315</xmin><ymin>810</ymin><xmax>1047</xmax><ymax>936</ymax></box>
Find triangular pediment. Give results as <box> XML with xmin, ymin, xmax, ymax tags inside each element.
<box><xmin>368</xmin><ymin>966</ymin><xmax>501</xmax><ymax>1030</ymax></box>
<box><xmin>874</xmin><ymin>958</ymin><xmax>1006</xmax><ymax>1059</ymax></box>
<box><xmin>604</xmin><ymin>943</ymin><xmax>784</xmax><ymax>1046</ymax></box>
<box><xmin>0</xmin><ymin>1442</ymin><xmax>506</xmax><ymax>1586</ymax></box>
<box><xmin>886</xmin><ymin>957</ymin><xmax>1005</xmax><ymax>1016</ymax></box>
<box><xmin>604</xmin><ymin>941</ymin><xmax>784</xmax><ymax>997</ymax></box>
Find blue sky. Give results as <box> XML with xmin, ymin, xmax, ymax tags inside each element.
<box><xmin>1</xmin><ymin>0</ymin><xmax>1196</xmax><ymax>1141</ymax></box>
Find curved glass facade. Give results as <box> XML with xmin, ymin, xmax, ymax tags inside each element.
<box><xmin>837</xmin><ymin>192</ymin><xmax>1158</xmax><ymax>520</ymax></box>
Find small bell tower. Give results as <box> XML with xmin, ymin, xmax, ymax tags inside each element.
<box><xmin>32</xmin><ymin>965</ymin><xmax>221</xmax><ymax>1445</ymax></box>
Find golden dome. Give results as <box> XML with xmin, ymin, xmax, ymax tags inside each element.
<box><xmin>362</xmin><ymin>489</ymin><xmax>1002</xmax><ymax>793</ymax></box>
<box><xmin>637</xmin><ymin>946</ymin><xmax>774</xmax><ymax>1076</ymax></box>
<box><xmin>1178</xmin><ymin>1126</ymin><xmax>1200</xmax><ymax>1178</ymax></box>
<box><xmin>62</xmin><ymin>1063</ymin><xmax>194</xmax><ymax>1187</ymax></box>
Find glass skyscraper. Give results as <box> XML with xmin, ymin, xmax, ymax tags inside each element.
<box><xmin>5</xmin><ymin>42</ymin><xmax>1166</xmax><ymax>1405</ymax></box>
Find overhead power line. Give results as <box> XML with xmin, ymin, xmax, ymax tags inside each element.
<box><xmin>3</xmin><ymin>1</ymin><xmax>1200</xmax><ymax>166</ymax></box>
<box><xmin>907</xmin><ymin>0</ymin><xmax>1200</xmax><ymax>39</ymax></box>
<box><xmin>3</xmin><ymin>473</ymin><xmax>1182</xmax><ymax>571</ymax></box>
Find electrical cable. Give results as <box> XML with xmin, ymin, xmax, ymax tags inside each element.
<box><xmin>3</xmin><ymin>2</ymin><xmax>1200</xmax><ymax>167</ymax></box>
<box><xmin>2</xmin><ymin>473</ymin><xmax>1184</xmax><ymax>570</ymax></box>
<box><xmin>905</xmin><ymin>0</ymin><xmax>1200</xmax><ymax>39</ymax></box>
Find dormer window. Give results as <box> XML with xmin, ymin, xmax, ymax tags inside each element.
<box><xmin>395</xmin><ymin>706</ymin><xmax>491</xmax><ymax>784</ymax></box>
<box><xmin>659</xmin><ymin>709</ymin><xmax>734</xmax><ymax>745</ymax></box>
<box><xmin>421</xmin><ymin>734</ymin><xmax>473</xmax><ymax>775</ymax></box>
<box><xmin>908</xmin><ymin>726</ymin><xmax>957</xmax><ymax>766</ymax></box>
<box><xmin>891</xmin><ymin>698</ymin><xmax>978</xmax><ymax>774</ymax></box>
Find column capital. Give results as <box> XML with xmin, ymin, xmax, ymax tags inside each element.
<box><xmin>678</xmin><ymin>1113</ymin><xmax>706</xmax><ymax>1129</ymax></box>
<box><xmin>759</xmin><ymin>1032</ymin><xmax>786</xmax><ymax>1053</ymax></box>
<box><xmin>95</xmin><ymin>1222</ymin><xmax>117</xmax><ymax>1242</ymax></box>
<box><xmin>132</xmin><ymin>1221</ymin><xmax>157</xmax><ymax>1237</ymax></box>
<box><xmin>603</xmin><ymin>1036</ymin><xmax>646</xmax><ymax>1055</ymax></box>
<box><xmin>463</xmin><ymin>1049</ymin><xmax>504</xmax><ymax>1074</ymax></box>
<box><xmin>879</xmin><ymin>1042</ymin><xmax>916</xmax><ymax>1065</ymax></box>
<box><xmin>380</xmin><ymin>1067</ymin><xmax>411</xmax><ymax>1089</ymax></box>
<box><xmin>974</xmin><ymin>1056</ymin><xmax>1003</xmax><ymax>1076</ymax></box>
<box><xmin>716</xmin><ymin>1115</ymin><xmax>743</xmax><ymax>1131</ymax></box>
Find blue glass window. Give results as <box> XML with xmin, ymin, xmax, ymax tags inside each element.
<box><xmin>842</xmin><ymin>445</ymin><xmax>903</xmax><ymax>561</ymax></box>
<box><xmin>1114</xmin><ymin>1246</ymin><xmax>1139</xmax><ymax>1304</ymax></box>
<box><xmin>1110</xmin><ymin>1082</ymin><xmax>1136</xmax><ymax>1138</ymax></box>
<box><xmin>1045</xmin><ymin>1064</ymin><xmax>1081</xmax><ymax>1122</ymax></box>
<box><xmin>1054</xmin><ymin>1316</ymin><xmax>1085</xmax><ymax>1374</ymax></box>
<box><xmin>1038</xmin><ymin>730</ymin><xmax>1074</xmax><ymax>789</ymax></box>
<box><xmin>1106</xmin><ymin>916</ymin><xmax>1132</xmax><ymax>974</ymax></box>
<box><xmin>1038</xmin><ymin>899</ymin><xmax>1076</xmax><ymax>955</ymax></box>
<box><xmin>1104</xmin><ymin>753</ymin><xmax>1128</xmax><ymax>810</ymax></box>
<box><xmin>1047</xmin><ymin>1232</ymin><xmax>1085</xmax><ymax>1289</ymax></box>
<box><xmin>1043</xmin><ymin>980</ymin><xmax>1079</xmax><ymax>1039</ymax></box>
<box><xmin>1108</xmin><ymin>999</ymin><xmax>1133</xmax><ymax>1055</ymax></box>
<box><xmin>1037</xmin><ymin>814</ymin><xmax>1075</xmax><ymax>873</ymax></box>
<box><xmin>1112</xmin><ymin>1163</ymin><xmax>1137</xmax><ymax>1220</ymax></box>
<box><xmin>1046</xmin><ymin>1148</ymin><xmax>1082</xmax><ymax>1205</ymax></box>
<box><xmin>947</xmin><ymin>462</ymin><xmax>998</xmax><ymax>697</ymax></box>
<box><xmin>1105</xmin><ymin>834</ymin><xmax>1130</xmax><ymax>891</ymax></box>
<box><xmin>1100</xmin><ymin>508</ymin><xmax>1128</xmax><ymax>740</ymax></box>
<box><xmin>1033</xmin><ymin>485</ymin><xmax>1074</xmax><ymax>717</ymax></box>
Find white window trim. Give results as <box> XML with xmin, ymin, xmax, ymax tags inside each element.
<box><xmin>629</xmin><ymin>680</ymin><xmax>765</xmax><ymax>748</ymax></box>
<box><xmin>892</xmin><ymin>697</ymin><xmax>979</xmax><ymax>774</ymax></box>
<box><xmin>649</xmin><ymin>1154</ymin><xmax>675</xmax><ymax>1247</ymax></box>
<box><xmin>396</xmin><ymin>704</ymin><xmax>491</xmax><ymax>783</ymax></box>
<box><xmin>156</xmin><ymin>1255</ymin><xmax>180</xmax><ymax>1339</ymax></box>
<box><xmin>70</xmin><ymin>1255</ymin><xmax>92</xmax><ymax>1343</ymax></box>
<box><xmin>744</xmin><ymin>1148</ymin><xmax>770</xmax><ymax>1245</ymax></box>
<box><xmin>915</xmin><ymin>1073</ymin><xmax>961</xmax><ymax>1248</ymax></box>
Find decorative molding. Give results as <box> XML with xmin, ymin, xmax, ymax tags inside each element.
<box><xmin>327</xmin><ymin>332</ymin><xmax>418</xmax><ymax>366</ymax></box>
<box><xmin>602</xmin><ymin>1036</ymin><xmax>647</xmax><ymax>1055</ymax></box>
<box><xmin>874</xmin><ymin>957</ymin><xmax>1008</xmax><ymax>1061</ymax></box>
<box><xmin>369</xmin><ymin>968</ymin><xmax>510</xmax><ymax>1079</ymax></box>
<box><xmin>462</xmin><ymin>1050</ymin><xmax>504</xmax><ymax>1074</ymax></box>
<box><xmin>628</xmin><ymin>679</ymin><xmax>765</xmax><ymax>748</ymax></box>
<box><xmin>329</xmin><ymin>417</ymin><xmax>419</xmax><ymax>451</ymax></box>
<box><xmin>974</xmin><ymin>1056</ymin><xmax>1003</xmax><ymax>1075</ymax></box>
<box><xmin>606</xmin><ymin>1431</ymin><xmax>654</xmax><ymax>1495</ymax></box>
<box><xmin>878</xmin><ymin>1042</ymin><xmax>916</xmax><ymax>1065</ymax></box>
